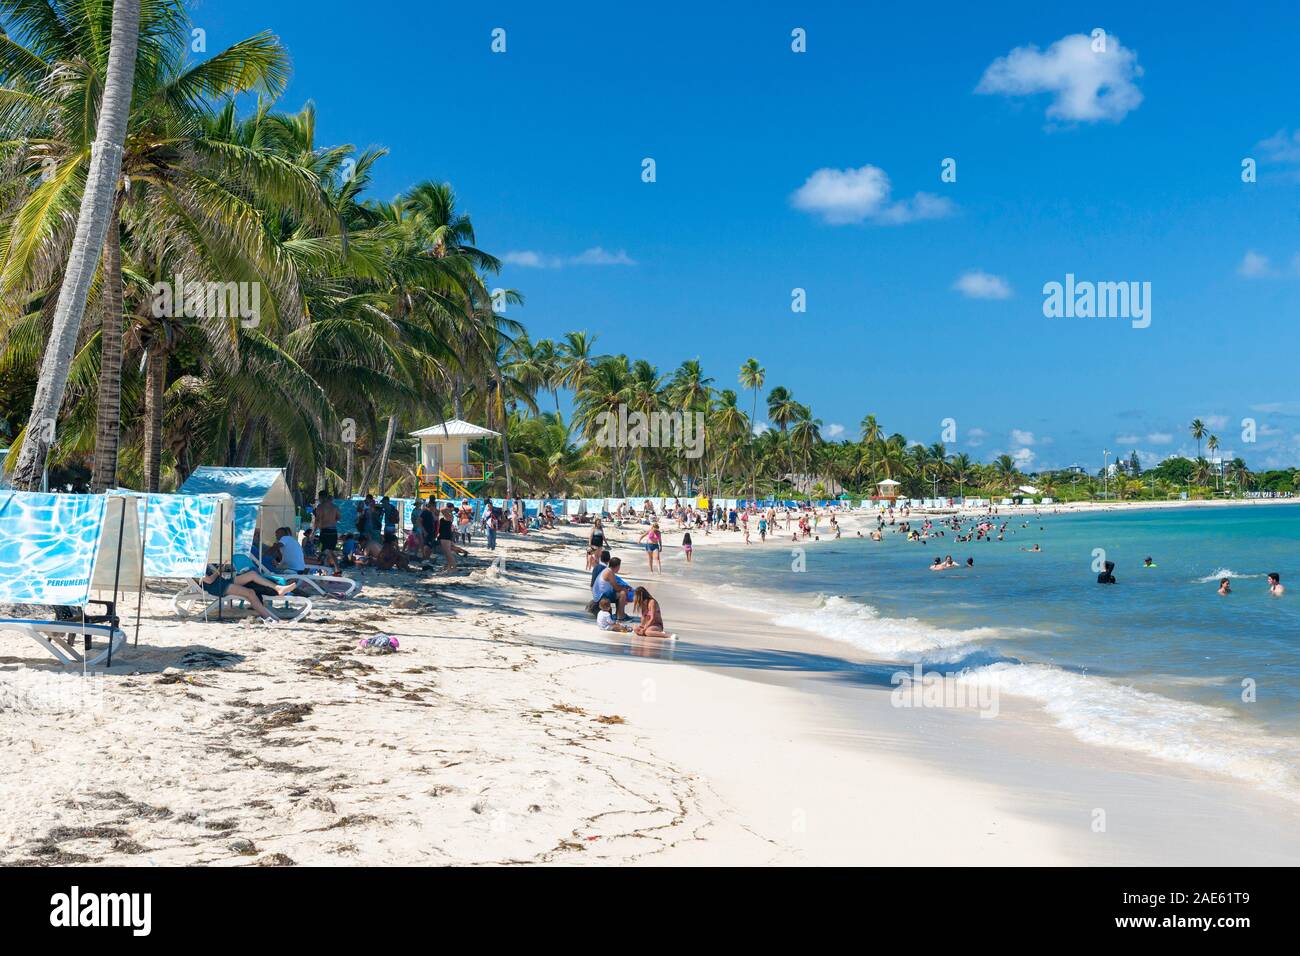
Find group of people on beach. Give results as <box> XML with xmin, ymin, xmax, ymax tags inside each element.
<box><xmin>584</xmin><ymin>519</ymin><xmax>674</xmax><ymax>640</ymax></box>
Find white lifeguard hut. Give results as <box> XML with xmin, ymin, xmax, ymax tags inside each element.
<box><xmin>410</xmin><ymin>419</ymin><xmax>500</xmax><ymax>500</ymax></box>
<box><xmin>875</xmin><ymin>478</ymin><xmax>902</xmax><ymax>501</ymax></box>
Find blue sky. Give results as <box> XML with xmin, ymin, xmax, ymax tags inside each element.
<box><xmin>197</xmin><ymin>0</ymin><xmax>1300</xmax><ymax>471</ymax></box>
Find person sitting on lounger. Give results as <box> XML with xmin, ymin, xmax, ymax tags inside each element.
<box><xmin>201</xmin><ymin>564</ymin><xmax>297</xmax><ymax>623</ymax></box>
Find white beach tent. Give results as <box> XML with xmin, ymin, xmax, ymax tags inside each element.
<box><xmin>179</xmin><ymin>466</ymin><xmax>297</xmax><ymax>551</ymax></box>
<box><xmin>0</xmin><ymin>491</ymin><xmax>144</xmax><ymax>666</ymax></box>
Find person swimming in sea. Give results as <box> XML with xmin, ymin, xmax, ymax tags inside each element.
<box><xmin>1218</xmin><ymin>577</ymin><xmax>1231</xmax><ymax>595</ymax></box>
<box><xmin>1143</xmin><ymin>556</ymin><xmax>1156</xmax><ymax>568</ymax></box>
<box><xmin>1268</xmin><ymin>572</ymin><xmax>1284</xmax><ymax>596</ymax></box>
<box><xmin>1021</xmin><ymin>544</ymin><xmax>1041</xmax><ymax>552</ymax></box>
<box><xmin>1097</xmin><ymin>560</ymin><xmax>1117</xmax><ymax>584</ymax></box>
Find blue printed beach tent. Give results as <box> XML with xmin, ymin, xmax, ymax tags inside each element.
<box><xmin>180</xmin><ymin>466</ymin><xmax>296</xmax><ymax>552</ymax></box>
<box><xmin>0</xmin><ymin>491</ymin><xmax>143</xmax><ymax>666</ymax></box>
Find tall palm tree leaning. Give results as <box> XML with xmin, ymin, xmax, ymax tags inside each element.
<box><xmin>737</xmin><ymin>357</ymin><xmax>764</xmax><ymax>502</ymax></box>
<box><xmin>10</xmin><ymin>0</ymin><xmax>141</xmax><ymax>490</ymax></box>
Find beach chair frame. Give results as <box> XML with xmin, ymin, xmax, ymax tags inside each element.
<box><xmin>0</xmin><ymin>618</ymin><xmax>126</xmax><ymax>666</ymax></box>
<box><xmin>171</xmin><ymin>579</ymin><xmax>312</xmax><ymax>624</ymax></box>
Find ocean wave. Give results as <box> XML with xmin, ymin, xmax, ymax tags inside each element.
<box><xmin>1193</xmin><ymin>568</ymin><xmax>1262</xmax><ymax>583</ymax></box>
<box><xmin>957</xmin><ymin>662</ymin><xmax>1300</xmax><ymax>799</ymax></box>
<box><xmin>770</xmin><ymin>593</ymin><xmax>1027</xmax><ymax>659</ymax></box>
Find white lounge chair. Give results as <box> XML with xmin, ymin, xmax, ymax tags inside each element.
<box><xmin>172</xmin><ymin>575</ymin><xmax>312</xmax><ymax>624</ymax></box>
<box><xmin>0</xmin><ymin>617</ymin><xmax>126</xmax><ymax>666</ymax></box>
<box><xmin>239</xmin><ymin>554</ymin><xmax>361</xmax><ymax>599</ymax></box>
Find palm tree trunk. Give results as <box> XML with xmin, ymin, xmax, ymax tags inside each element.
<box><xmin>10</xmin><ymin>0</ymin><xmax>140</xmax><ymax>490</ymax></box>
<box><xmin>233</xmin><ymin>417</ymin><xmax>259</xmax><ymax>466</ymax></box>
<box><xmin>142</xmin><ymin>339</ymin><xmax>166</xmax><ymax>491</ymax></box>
<box><xmin>90</xmin><ymin>203</ymin><xmax>125</xmax><ymax>492</ymax></box>
<box><xmin>374</xmin><ymin>415</ymin><xmax>398</xmax><ymax>495</ymax></box>
<box><xmin>500</xmin><ymin>419</ymin><xmax>514</xmax><ymax>499</ymax></box>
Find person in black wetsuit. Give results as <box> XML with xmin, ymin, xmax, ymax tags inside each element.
<box><xmin>1097</xmin><ymin>560</ymin><xmax>1117</xmax><ymax>584</ymax></box>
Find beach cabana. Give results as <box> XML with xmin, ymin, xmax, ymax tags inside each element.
<box><xmin>0</xmin><ymin>491</ymin><xmax>142</xmax><ymax>666</ymax></box>
<box><xmin>180</xmin><ymin>466</ymin><xmax>297</xmax><ymax>551</ymax></box>
<box><xmin>875</xmin><ymin>478</ymin><xmax>901</xmax><ymax>501</ymax></box>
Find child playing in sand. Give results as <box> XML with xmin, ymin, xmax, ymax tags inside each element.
<box><xmin>596</xmin><ymin>598</ymin><xmax>630</xmax><ymax>633</ymax></box>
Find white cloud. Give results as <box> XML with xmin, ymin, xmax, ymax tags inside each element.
<box><xmin>825</xmin><ymin>423</ymin><xmax>845</xmax><ymax>439</ymax></box>
<box><xmin>976</xmin><ymin>32</ymin><xmax>1144</xmax><ymax>123</ymax></box>
<box><xmin>752</xmin><ymin>421</ymin><xmax>771</xmax><ymax>436</ymax></box>
<box><xmin>954</xmin><ymin>270</ymin><xmax>1012</xmax><ymax>299</ymax></box>
<box><xmin>966</xmin><ymin>427</ymin><xmax>988</xmax><ymax>447</ymax></box>
<box><xmin>1012</xmin><ymin>447</ymin><xmax>1037</xmax><ymax>468</ymax></box>
<box><xmin>1257</xmin><ymin>129</ymin><xmax>1300</xmax><ymax>164</ymax></box>
<box><xmin>1147</xmin><ymin>432</ymin><xmax>1173</xmax><ymax>444</ymax></box>
<box><xmin>1010</xmin><ymin>429</ymin><xmax>1036</xmax><ymax>446</ymax></box>
<box><xmin>570</xmin><ymin>247</ymin><xmax>636</xmax><ymax>266</ymax></box>
<box><xmin>1115</xmin><ymin>434</ymin><xmax>1140</xmax><ymax>444</ymax></box>
<box><xmin>1202</xmin><ymin>415</ymin><xmax>1228</xmax><ymax>430</ymax></box>
<box><xmin>791</xmin><ymin>164</ymin><xmax>954</xmax><ymax>225</ymax></box>
<box><xmin>1252</xmin><ymin>401</ymin><xmax>1300</xmax><ymax>415</ymax></box>
<box><xmin>1237</xmin><ymin>250</ymin><xmax>1276</xmax><ymax>278</ymax></box>
<box><xmin>503</xmin><ymin>246</ymin><xmax>637</xmax><ymax>269</ymax></box>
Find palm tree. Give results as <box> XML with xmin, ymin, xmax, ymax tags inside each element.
<box><xmin>573</xmin><ymin>355</ymin><xmax>631</xmax><ymax>494</ymax></box>
<box><xmin>1207</xmin><ymin>434</ymin><xmax>1220</xmax><ymax>491</ymax></box>
<box><xmin>860</xmin><ymin>414</ymin><xmax>882</xmax><ymax>446</ymax></box>
<box><xmin>1190</xmin><ymin>418</ymin><xmax>1205</xmax><ymax>462</ymax></box>
<box><xmin>993</xmin><ymin>453</ymin><xmax>1020</xmax><ymax>493</ymax></box>
<box><xmin>950</xmin><ymin>452</ymin><xmax>973</xmax><ymax>499</ymax></box>
<box><xmin>738</xmin><ymin>357</ymin><xmax>764</xmax><ymax>501</ymax></box>
<box><xmin>8</xmin><ymin>0</ymin><xmax>142</xmax><ymax>489</ymax></box>
<box><xmin>557</xmin><ymin>330</ymin><xmax>600</xmax><ymax>400</ymax></box>
<box><xmin>789</xmin><ymin>411</ymin><xmax>822</xmax><ymax>494</ymax></box>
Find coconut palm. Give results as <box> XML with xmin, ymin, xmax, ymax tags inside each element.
<box><xmin>738</xmin><ymin>357</ymin><xmax>764</xmax><ymax>500</ymax></box>
<box><xmin>557</xmin><ymin>330</ymin><xmax>600</xmax><ymax>399</ymax></box>
<box><xmin>1190</xmin><ymin>418</ymin><xmax>1205</xmax><ymax>462</ymax></box>
<box><xmin>6</xmin><ymin>0</ymin><xmax>143</xmax><ymax>488</ymax></box>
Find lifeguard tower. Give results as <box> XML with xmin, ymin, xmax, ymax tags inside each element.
<box><xmin>875</xmin><ymin>478</ymin><xmax>902</xmax><ymax>502</ymax></box>
<box><xmin>410</xmin><ymin>419</ymin><xmax>499</xmax><ymax>500</ymax></box>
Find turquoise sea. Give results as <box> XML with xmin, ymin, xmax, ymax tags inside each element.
<box><xmin>680</xmin><ymin>505</ymin><xmax>1300</xmax><ymax>798</ymax></box>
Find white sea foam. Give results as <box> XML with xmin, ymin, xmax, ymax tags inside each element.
<box><xmin>1193</xmin><ymin>568</ymin><xmax>1262</xmax><ymax>583</ymax></box>
<box><xmin>707</xmin><ymin>580</ymin><xmax>1300</xmax><ymax>800</ymax></box>
<box><xmin>957</xmin><ymin>662</ymin><xmax>1300</xmax><ymax>799</ymax></box>
<box><xmin>717</xmin><ymin>588</ymin><xmax>1030</xmax><ymax>659</ymax></box>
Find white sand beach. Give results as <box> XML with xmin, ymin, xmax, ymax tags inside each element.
<box><xmin>2</xmin><ymin>502</ymin><xmax>1297</xmax><ymax>866</ymax></box>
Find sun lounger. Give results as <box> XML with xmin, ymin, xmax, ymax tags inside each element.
<box><xmin>172</xmin><ymin>576</ymin><xmax>312</xmax><ymax>623</ymax></box>
<box><xmin>0</xmin><ymin>615</ymin><xmax>126</xmax><ymax>666</ymax></box>
<box><xmin>0</xmin><ymin>491</ymin><xmax>142</xmax><ymax>667</ymax></box>
<box><xmin>239</xmin><ymin>554</ymin><xmax>361</xmax><ymax>598</ymax></box>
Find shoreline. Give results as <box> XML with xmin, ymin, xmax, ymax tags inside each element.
<box><xmin>503</xmin><ymin>514</ymin><xmax>1300</xmax><ymax>864</ymax></box>
<box><xmin>1</xmin><ymin>506</ymin><xmax>1297</xmax><ymax>865</ymax></box>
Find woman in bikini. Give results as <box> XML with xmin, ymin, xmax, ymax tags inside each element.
<box><xmin>638</xmin><ymin>522</ymin><xmax>663</xmax><ymax>572</ymax></box>
<box><xmin>632</xmin><ymin>586</ymin><xmax>673</xmax><ymax>639</ymax></box>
